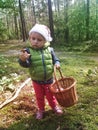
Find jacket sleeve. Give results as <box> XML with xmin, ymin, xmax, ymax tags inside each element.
<box><xmin>50</xmin><ymin>47</ymin><xmax>60</xmax><ymax>65</ymax></box>
<box><xmin>18</xmin><ymin>48</ymin><xmax>31</xmax><ymax>68</ymax></box>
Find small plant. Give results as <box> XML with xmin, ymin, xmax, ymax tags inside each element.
<box><xmin>0</xmin><ymin>55</ymin><xmax>9</xmax><ymax>77</ymax></box>
<box><xmin>0</xmin><ymin>73</ymin><xmax>21</xmax><ymax>92</ymax></box>
<box><xmin>85</xmin><ymin>67</ymin><xmax>98</xmax><ymax>85</ymax></box>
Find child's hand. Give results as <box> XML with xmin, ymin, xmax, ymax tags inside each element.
<box><xmin>19</xmin><ymin>50</ymin><xmax>31</xmax><ymax>62</ymax></box>
<box><xmin>55</xmin><ymin>64</ymin><xmax>60</xmax><ymax>70</ymax></box>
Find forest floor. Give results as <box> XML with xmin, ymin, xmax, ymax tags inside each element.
<box><xmin>0</xmin><ymin>40</ymin><xmax>37</xmax><ymax>128</ymax></box>
<box><xmin>0</xmin><ymin>40</ymin><xmax>61</xmax><ymax>129</ymax></box>
<box><xmin>0</xmin><ymin>40</ymin><xmax>98</xmax><ymax>130</ymax></box>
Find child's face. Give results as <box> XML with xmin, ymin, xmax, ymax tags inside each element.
<box><xmin>29</xmin><ymin>32</ymin><xmax>46</xmax><ymax>49</ymax></box>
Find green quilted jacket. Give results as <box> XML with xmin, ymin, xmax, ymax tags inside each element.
<box><xmin>29</xmin><ymin>44</ymin><xmax>54</xmax><ymax>81</ymax></box>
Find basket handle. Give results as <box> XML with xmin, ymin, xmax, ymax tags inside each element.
<box><xmin>54</xmin><ymin>67</ymin><xmax>65</xmax><ymax>91</ymax></box>
<box><xmin>54</xmin><ymin>67</ymin><xmax>65</xmax><ymax>85</ymax></box>
<box><xmin>58</xmin><ymin>68</ymin><xmax>64</xmax><ymax>80</ymax></box>
<box><xmin>53</xmin><ymin>67</ymin><xmax>68</xmax><ymax>100</ymax></box>
<box><xmin>54</xmin><ymin>67</ymin><xmax>63</xmax><ymax>78</ymax></box>
<box><xmin>53</xmin><ymin>67</ymin><xmax>60</xmax><ymax>91</ymax></box>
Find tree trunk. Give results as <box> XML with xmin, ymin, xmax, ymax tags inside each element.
<box><xmin>54</xmin><ymin>0</ymin><xmax>57</xmax><ymax>12</ymax></box>
<box><xmin>86</xmin><ymin>0</ymin><xmax>90</xmax><ymax>40</ymax></box>
<box><xmin>19</xmin><ymin>0</ymin><xmax>27</xmax><ymax>42</ymax></box>
<box><xmin>95</xmin><ymin>0</ymin><xmax>98</xmax><ymax>41</ymax></box>
<box><xmin>47</xmin><ymin>0</ymin><xmax>55</xmax><ymax>42</ymax></box>
<box><xmin>57</xmin><ymin>0</ymin><xmax>60</xmax><ymax>14</ymax></box>
<box><xmin>64</xmin><ymin>0</ymin><xmax>69</xmax><ymax>44</ymax></box>
<box><xmin>6</xmin><ymin>14</ymin><xmax>10</xmax><ymax>39</ymax></box>
<box><xmin>14</xmin><ymin>13</ymin><xmax>19</xmax><ymax>39</ymax></box>
<box><xmin>32</xmin><ymin>0</ymin><xmax>36</xmax><ymax>24</ymax></box>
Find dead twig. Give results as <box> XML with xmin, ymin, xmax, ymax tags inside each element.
<box><xmin>0</xmin><ymin>78</ymin><xmax>31</xmax><ymax>109</ymax></box>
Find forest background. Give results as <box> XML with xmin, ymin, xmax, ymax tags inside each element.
<box><xmin>0</xmin><ymin>0</ymin><xmax>98</xmax><ymax>44</ymax></box>
<box><xmin>0</xmin><ymin>0</ymin><xmax>98</xmax><ymax>130</ymax></box>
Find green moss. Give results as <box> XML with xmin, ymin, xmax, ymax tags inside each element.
<box><xmin>0</xmin><ymin>41</ymin><xmax>98</xmax><ymax>130</ymax></box>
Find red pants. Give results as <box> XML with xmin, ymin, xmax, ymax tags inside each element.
<box><xmin>32</xmin><ymin>81</ymin><xmax>57</xmax><ymax>111</ymax></box>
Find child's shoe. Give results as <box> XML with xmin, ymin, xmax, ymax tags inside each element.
<box><xmin>36</xmin><ymin>110</ymin><xmax>44</xmax><ymax>120</ymax></box>
<box><xmin>53</xmin><ymin>106</ymin><xmax>63</xmax><ymax>115</ymax></box>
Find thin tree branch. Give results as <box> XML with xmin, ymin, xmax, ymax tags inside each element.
<box><xmin>0</xmin><ymin>78</ymin><xmax>31</xmax><ymax>109</ymax></box>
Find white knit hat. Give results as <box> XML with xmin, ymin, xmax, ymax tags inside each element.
<box><xmin>29</xmin><ymin>24</ymin><xmax>52</xmax><ymax>42</ymax></box>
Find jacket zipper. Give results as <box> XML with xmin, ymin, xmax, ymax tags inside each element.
<box><xmin>40</xmin><ymin>49</ymin><xmax>46</xmax><ymax>81</ymax></box>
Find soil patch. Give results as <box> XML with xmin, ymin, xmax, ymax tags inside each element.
<box><xmin>0</xmin><ymin>81</ymin><xmax>37</xmax><ymax>128</ymax></box>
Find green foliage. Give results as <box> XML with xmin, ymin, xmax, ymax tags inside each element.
<box><xmin>0</xmin><ymin>55</ymin><xmax>9</xmax><ymax>76</ymax></box>
<box><xmin>0</xmin><ymin>73</ymin><xmax>21</xmax><ymax>92</ymax></box>
<box><xmin>0</xmin><ymin>20</ymin><xmax>8</xmax><ymax>40</ymax></box>
<box><xmin>0</xmin><ymin>55</ymin><xmax>22</xmax><ymax>92</ymax></box>
<box><xmin>0</xmin><ymin>0</ymin><xmax>15</xmax><ymax>9</ymax></box>
<box><xmin>85</xmin><ymin>67</ymin><xmax>98</xmax><ymax>85</ymax></box>
<box><xmin>68</xmin><ymin>3</ymin><xmax>86</xmax><ymax>42</ymax></box>
<box><xmin>0</xmin><ymin>0</ymin><xmax>98</xmax><ymax>43</ymax></box>
<box><xmin>54</xmin><ymin>16</ymin><xmax>65</xmax><ymax>44</ymax></box>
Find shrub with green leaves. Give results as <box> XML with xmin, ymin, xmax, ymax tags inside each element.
<box><xmin>0</xmin><ymin>20</ymin><xmax>7</xmax><ymax>40</ymax></box>
<box><xmin>86</xmin><ymin>67</ymin><xmax>98</xmax><ymax>85</ymax></box>
<box><xmin>0</xmin><ymin>73</ymin><xmax>21</xmax><ymax>92</ymax></box>
<box><xmin>0</xmin><ymin>55</ymin><xmax>9</xmax><ymax>77</ymax></box>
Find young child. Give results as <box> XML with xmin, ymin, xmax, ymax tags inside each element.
<box><xmin>19</xmin><ymin>24</ymin><xmax>63</xmax><ymax>120</ymax></box>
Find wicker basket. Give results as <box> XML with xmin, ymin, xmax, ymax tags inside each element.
<box><xmin>50</xmin><ymin>68</ymin><xmax>78</xmax><ymax>107</ymax></box>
